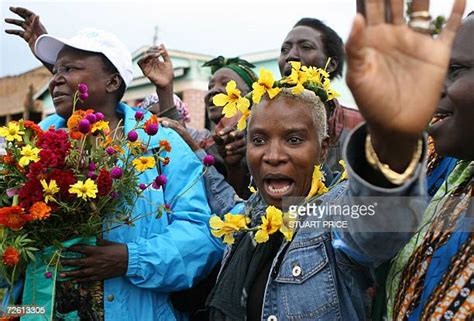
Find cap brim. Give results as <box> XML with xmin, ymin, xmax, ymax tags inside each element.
<box><xmin>35</xmin><ymin>34</ymin><xmax>69</xmax><ymax>65</ymax></box>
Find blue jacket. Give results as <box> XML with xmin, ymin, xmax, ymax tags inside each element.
<box><xmin>205</xmin><ymin>125</ymin><xmax>427</xmax><ymax>321</ymax></box>
<box><xmin>31</xmin><ymin>103</ymin><xmax>224</xmax><ymax>320</ymax></box>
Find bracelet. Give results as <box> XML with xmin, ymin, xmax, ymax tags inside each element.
<box><xmin>409</xmin><ymin>10</ymin><xmax>432</xmax><ymax>20</ymax></box>
<box><xmin>365</xmin><ymin>134</ymin><xmax>422</xmax><ymax>185</ymax></box>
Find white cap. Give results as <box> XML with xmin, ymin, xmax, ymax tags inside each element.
<box><xmin>35</xmin><ymin>28</ymin><xmax>133</xmax><ymax>87</ymax></box>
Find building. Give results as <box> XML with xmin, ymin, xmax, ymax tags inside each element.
<box><xmin>2</xmin><ymin>48</ymin><xmax>356</xmax><ymax>128</ymax></box>
<box><xmin>0</xmin><ymin>66</ymin><xmax>51</xmax><ymax>126</ymax></box>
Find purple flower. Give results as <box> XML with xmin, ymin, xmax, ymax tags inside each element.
<box><xmin>87</xmin><ymin>171</ymin><xmax>98</xmax><ymax>180</ymax></box>
<box><xmin>139</xmin><ymin>183</ymin><xmax>147</xmax><ymax>190</ymax></box>
<box><xmin>86</xmin><ymin>113</ymin><xmax>97</xmax><ymax>124</ymax></box>
<box><xmin>106</xmin><ymin>147</ymin><xmax>116</xmax><ymax>155</ymax></box>
<box><xmin>78</xmin><ymin>83</ymin><xmax>88</xmax><ymax>94</ymax></box>
<box><xmin>203</xmin><ymin>154</ymin><xmax>215</xmax><ymax>167</ymax></box>
<box><xmin>145</xmin><ymin>123</ymin><xmax>158</xmax><ymax>136</ymax></box>
<box><xmin>165</xmin><ymin>203</ymin><xmax>171</xmax><ymax>210</ymax></box>
<box><xmin>110</xmin><ymin>191</ymin><xmax>119</xmax><ymax>199</ymax></box>
<box><xmin>128</xmin><ymin>130</ymin><xmax>138</xmax><ymax>142</ymax></box>
<box><xmin>110</xmin><ymin>167</ymin><xmax>123</xmax><ymax>179</ymax></box>
<box><xmin>79</xmin><ymin>92</ymin><xmax>89</xmax><ymax>101</ymax></box>
<box><xmin>78</xmin><ymin>119</ymin><xmax>91</xmax><ymax>134</ymax></box>
<box><xmin>44</xmin><ymin>271</ymin><xmax>52</xmax><ymax>279</ymax></box>
<box><xmin>95</xmin><ymin>112</ymin><xmax>105</xmax><ymax>121</ymax></box>
<box><xmin>153</xmin><ymin>175</ymin><xmax>167</xmax><ymax>188</ymax></box>
<box><xmin>135</xmin><ymin>110</ymin><xmax>144</xmax><ymax>121</ymax></box>
<box><xmin>89</xmin><ymin>162</ymin><xmax>97</xmax><ymax>171</ymax></box>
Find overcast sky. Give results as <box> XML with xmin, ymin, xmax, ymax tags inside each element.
<box><xmin>1</xmin><ymin>0</ymin><xmax>472</xmax><ymax>77</ymax></box>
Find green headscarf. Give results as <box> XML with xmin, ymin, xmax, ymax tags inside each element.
<box><xmin>202</xmin><ymin>56</ymin><xmax>257</xmax><ymax>89</ymax></box>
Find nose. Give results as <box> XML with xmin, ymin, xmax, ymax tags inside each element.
<box><xmin>263</xmin><ymin>141</ymin><xmax>288</xmax><ymax>166</ymax></box>
<box><xmin>440</xmin><ymin>78</ymin><xmax>450</xmax><ymax>99</ymax></box>
<box><xmin>49</xmin><ymin>70</ymin><xmax>66</xmax><ymax>89</ymax></box>
<box><xmin>286</xmin><ymin>46</ymin><xmax>300</xmax><ymax>63</ymax></box>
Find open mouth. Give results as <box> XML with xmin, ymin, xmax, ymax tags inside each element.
<box><xmin>263</xmin><ymin>174</ymin><xmax>295</xmax><ymax>199</ymax></box>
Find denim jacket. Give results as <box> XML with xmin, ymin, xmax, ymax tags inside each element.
<box><xmin>203</xmin><ymin>124</ymin><xmax>427</xmax><ymax>321</ymax></box>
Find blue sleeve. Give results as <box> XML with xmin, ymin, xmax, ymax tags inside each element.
<box><xmin>194</xmin><ymin>149</ymin><xmax>239</xmax><ymax>217</ymax></box>
<box><xmin>125</xmin><ymin>129</ymin><xmax>225</xmax><ymax>292</ymax></box>
<box><xmin>332</xmin><ymin>124</ymin><xmax>428</xmax><ymax>268</ymax></box>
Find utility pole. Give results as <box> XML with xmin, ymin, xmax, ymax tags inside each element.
<box><xmin>152</xmin><ymin>26</ymin><xmax>159</xmax><ymax>46</ymax></box>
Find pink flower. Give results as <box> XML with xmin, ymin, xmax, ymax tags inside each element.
<box><xmin>203</xmin><ymin>154</ymin><xmax>215</xmax><ymax>167</ymax></box>
<box><xmin>86</xmin><ymin>114</ymin><xmax>97</xmax><ymax>124</ymax></box>
<box><xmin>79</xmin><ymin>92</ymin><xmax>89</xmax><ymax>101</ymax></box>
<box><xmin>78</xmin><ymin>83</ymin><xmax>88</xmax><ymax>94</ymax></box>
<box><xmin>135</xmin><ymin>110</ymin><xmax>144</xmax><ymax>121</ymax></box>
<box><xmin>78</xmin><ymin>119</ymin><xmax>91</xmax><ymax>134</ymax></box>
<box><xmin>110</xmin><ymin>167</ymin><xmax>123</xmax><ymax>179</ymax></box>
<box><xmin>145</xmin><ymin>123</ymin><xmax>158</xmax><ymax>136</ymax></box>
<box><xmin>139</xmin><ymin>183</ymin><xmax>147</xmax><ymax>190</ymax></box>
<box><xmin>106</xmin><ymin>147</ymin><xmax>116</xmax><ymax>155</ymax></box>
<box><xmin>153</xmin><ymin>175</ymin><xmax>167</xmax><ymax>189</ymax></box>
<box><xmin>44</xmin><ymin>271</ymin><xmax>53</xmax><ymax>279</ymax></box>
<box><xmin>128</xmin><ymin>131</ymin><xmax>138</xmax><ymax>142</ymax></box>
<box><xmin>95</xmin><ymin>112</ymin><xmax>104</xmax><ymax>121</ymax></box>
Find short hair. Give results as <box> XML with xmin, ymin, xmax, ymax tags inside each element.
<box><xmin>294</xmin><ymin>18</ymin><xmax>345</xmax><ymax>79</ymax></box>
<box><xmin>99</xmin><ymin>53</ymin><xmax>126</xmax><ymax>101</ymax></box>
<box><xmin>250</xmin><ymin>88</ymin><xmax>328</xmax><ymax>144</ymax></box>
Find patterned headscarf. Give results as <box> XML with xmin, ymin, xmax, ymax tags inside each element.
<box><xmin>202</xmin><ymin>56</ymin><xmax>257</xmax><ymax>89</ymax></box>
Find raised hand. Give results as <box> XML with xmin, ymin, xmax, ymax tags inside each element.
<box><xmin>138</xmin><ymin>44</ymin><xmax>174</xmax><ymax>90</ymax></box>
<box><xmin>4</xmin><ymin>7</ymin><xmax>47</xmax><ymax>58</ymax></box>
<box><xmin>346</xmin><ymin>0</ymin><xmax>465</xmax><ymax>170</ymax></box>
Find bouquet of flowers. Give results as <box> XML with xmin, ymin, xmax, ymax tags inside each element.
<box><xmin>0</xmin><ymin>84</ymin><xmax>173</xmax><ymax>300</ymax></box>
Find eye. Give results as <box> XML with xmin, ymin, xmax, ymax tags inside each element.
<box><xmin>280</xmin><ymin>45</ymin><xmax>291</xmax><ymax>54</ymax></box>
<box><xmin>449</xmin><ymin>64</ymin><xmax>466</xmax><ymax>78</ymax></box>
<box><xmin>288</xmin><ymin>136</ymin><xmax>303</xmax><ymax>144</ymax></box>
<box><xmin>251</xmin><ymin>136</ymin><xmax>266</xmax><ymax>145</ymax></box>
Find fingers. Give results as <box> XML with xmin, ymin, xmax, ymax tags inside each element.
<box><xmin>60</xmin><ymin>267</ymin><xmax>95</xmax><ymax>282</ymax></box>
<box><xmin>439</xmin><ymin>0</ymin><xmax>466</xmax><ymax>44</ymax></box>
<box><xmin>66</xmin><ymin>244</ymin><xmax>93</xmax><ymax>255</ymax></box>
<box><xmin>159</xmin><ymin>44</ymin><xmax>170</xmax><ymax>62</ymax></box>
<box><xmin>346</xmin><ymin>14</ymin><xmax>367</xmax><ymax>66</ymax></box>
<box><xmin>389</xmin><ymin>0</ymin><xmax>405</xmax><ymax>24</ymax></box>
<box><xmin>9</xmin><ymin>7</ymin><xmax>35</xmax><ymax>19</ymax></box>
<box><xmin>409</xmin><ymin>0</ymin><xmax>430</xmax><ymax>13</ymax></box>
<box><xmin>4</xmin><ymin>29</ymin><xmax>25</xmax><ymax>38</ymax></box>
<box><xmin>4</xmin><ymin>18</ymin><xmax>26</xmax><ymax>28</ymax></box>
<box><xmin>366</xmin><ymin>0</ymin><xmax>386</xmax><ymax>25</ymax></box>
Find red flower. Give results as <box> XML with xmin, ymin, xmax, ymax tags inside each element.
<box><xmin>2</xmin><ymin>246</ymin><xmax>20</xmax><ymax>267</ymax></box>
<box><xmin>18</xmin><ymin>179</ymin><xmax>44</xmax><ymax>209</ymax></box>
<box><xmin>36</xmin><ymin>128</ymin><xmax>71</xmax><ymax>168</ymax></box>
<box><xmin>159</xmin><ymin>140</ymin><xmax>172</xmax><ymax>152</ymax></box>
<box><xmin>48</xmin><ymin>169</ymin><xmax>77</xmax><ymax>200</ymax></box>
<box><xmin>97</xmin><ymin>168</ymin><xmax>113</xmax><ymax>196</ymax></box>
<box><xmin>163</xmin><ymin>157</ymin><xmax>170</xmax><ymax>166</ymax></box>
<box><xmin>24</xmin><ymin>120</ymin><xmax>43</xmax><ymax>137</ymax></box>
<box><xmin>0</xmin><ymin>206</ymin><xmax>32</xmax><ymax>230</ymax></box>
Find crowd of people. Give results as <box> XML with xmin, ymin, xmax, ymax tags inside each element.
<box><xmin>1</xmin><ymin>0</ymin><xmax>473</xmax><ymax>320</ymax></box>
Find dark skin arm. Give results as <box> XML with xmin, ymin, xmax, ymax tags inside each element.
<box><xmin>347</xmin><ymin>0</ymin><xmax>465</xmax><ymax>182</ymax></box>
<box><xmin>4</xmin><ymin>6</ymin><xmax>53</xmax><ymax>72</ymax></box>
<box><xmin>138</xmin><ymin>44</ymin><xmax>175</xmax><ymax>114</ymax></box>
<box><xmin>60</xmin><ymin>239</ymin><xmax>128</xmax><ymax>283</ymax></box>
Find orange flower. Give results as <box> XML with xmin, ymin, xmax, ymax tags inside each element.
<box><xmin>67</xmin><ymin>110</ymin><xmax>93</xmax><ymax>140</ymax></box>
<box><xmin>0</xmin><ymin>206</ymin><xmax>32</xmax><ymax>230</ymax></box>
<box><xmin>1</xmin><ymin>153</ymin><xmax>15</xmax><ymax>165</ymax></box>
<box><xmin>144</xmin><ymin>115</ymin><xmax>159</xmax><ymax>129</ymax></box>
<box><xmin>29</xmin><ymin>202</ymin><xmax>51</xmax><ymax>220</ymax></box>
<box><xmin>2</xmin><ymin>246</ymin><xmax>20</xmax><ymax>267</ymax></box>
<box><xmin>159</xmin><ymin>140</ymin><xmax>171</xmax><ymax>152</ymax></box>
<box><xmin>24</xmin><ymin>120</ymin><xmax>43</xmax><ymax>136</ymax></box>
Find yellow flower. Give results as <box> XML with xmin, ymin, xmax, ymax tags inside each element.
<box><xmin>248</xmin><ymin>185</ymin><xmax>257</xmax><ymax>194</ymax></box>
<box><xmin>0</xmin><ymin>122</ymin><xmax>24</xmax><ymax>142</ymax></box>
<box><xmin>69</xmin><ymin>179</ymin><xmax>98</xmax><ymax>200</ymax></box>
<box><xmin>40</xmin><ymin>179</ymin><xmax>60</xmax><ymax>203</ymax></box>
<box><xmin>91</xmin><ymin>120</ymin><xmax>110</xmax><ymax>134</ymax></box>
<box><xmin>128</xmin><ymin>141</ymin><xmax>146</xmax><ymax>156</ymax></box>
<box><xmin>252</xmin><ymin>69</ymin><xmax>282</xmax><ymax>104</ymax></box>
<box><xmin>302</xmin><ymin>66</ymin><xmax>324</xmax><ymax>86</ymax></box>
<box><xmin>306</xmin><ymin>165</ymin><xmax>329</xmax><ymax>200</ymax></box>
<box><xmin>209</xmin><ymin>213</ymin><xmax>250</xmax><ymax>245</ymax></box>
<box><xmin>339</xmin><ymin>160</ymin><xmax>348</xmax><ymax>181</ymax></box>
<box><xmin>132</xmin><ymin>156</ymin><xmax>156</xmax><ymax>172</ymax></box>
<box><xmin>254</xmin><ymin>206</ymin><xmax>283</xmax><ymax>244</ymax></box>
<box><xmin>323</xmin><ymin>78</ymin><xmax>340</xmax><ymax>101</ymax></box>
<box><xmin>212</xmin><ymin>80</ymin><xmax>251</xmax><ymax>118</ymax></box>
<box><xmin>280</xmin><ymin>212</ymin><xmax>295</xmax><ymax>242</ymax></box>
<box><xmin>237</xmin><ymin>109</ymin><xmax>251</xmax><ymax>131</ymax></box>
<box><xmin>19</xmin><ymin>145</ymin><xmax>41</xmax><ymax>167</ymax></box>
<box><xmin>282</xmin><ymin>61</ymin><xmax>308</xmax><ymax>95</ymax></box>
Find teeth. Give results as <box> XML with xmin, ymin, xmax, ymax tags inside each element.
<box><xmin>269</xmin><ymin>184</ymin><xmax>290</xmax><ymax>194</ymax></box>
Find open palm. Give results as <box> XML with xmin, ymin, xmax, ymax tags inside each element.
<box><xmin>138</xmin><ymin>45</ymin><xmax>174</xmax><ymax>89</ymax></box>
<box><xmin>346</xmin><ymin>0</ymin><xmax>465</xmax><ymax>138</ymax></box>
